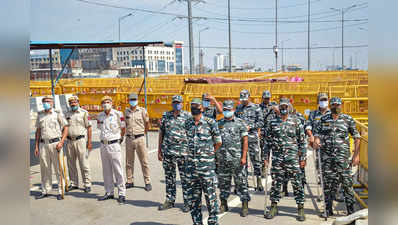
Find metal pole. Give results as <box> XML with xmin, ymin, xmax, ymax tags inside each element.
<box><xmin>275</xmin><ymin>0</ymin><xmax>278</xmax><ymax>72</ymax></box>
<box><xmin>143</xmin><ymin>46</ymin><xmax>148</xmax><ymax>147</ymax></box>
<box><xmin>342</xmin><ymin>10</ymin><xmax>344</xmax><ymax>70</ymax></box>
<box><xmin>199</xmin><ymin>30</ymin><xmax>201</xmax><ymax>74</ymax></box>
<box><xmin>187</xmin><ymin>0</ymin><xmax>195</xmax><ymax>74</ymax></box>
<box><xmin>118</xmin><ymin>18</ymin><xmax>121</xmax><ymax>42</ymax></box>
<box><xmin>49</xmin><ymin>49</ymin><xmax>55</xmax><ymax>98</ymax></box>
<box><xmin>307</xmin><ymin>0</ymin><xmax>311</xmax><ymax>71</ymax></box>
<box><xmin>228</xmin><ymin>0</ymin><xmax>232</xmax><ymax>72</ymax></box>
<box><xmin>281</xmin><ymin>41</ymin><xmax>284</xmax><ymax>71</ymax></box>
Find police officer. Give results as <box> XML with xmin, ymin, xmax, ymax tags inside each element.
<box><xmin>34</xmin><ymin>95</ymin><xmax>69</xmax><ymax>200</ymax></box>
<box><xmin>217</xmin><ymin>100</ymin><xmax>250</xmax><ymax>217</ymax></box>
<box><xmin>185</xmin><ymin>98</ymin><xmax>222</xmax><ymax>225</ymax></box>
<box><xmin>313</xmin><ymin>97</ymin><xmax>361</xmax><ymax>217</ymax></box>
<box><xmin>202</xmin><ymin>93</ymin><xmax>222</xmax><ymax>120</ymax></box>
<box><xmin>97</xmin><ymin>96</ymin><xmax>126</xmax><ymax>203</ymax></box>
<box><xmin>259</xmin><ymin>90</ymin><xmax>277</xmax><ymax>175</ymax></box>
<box><xmin>125</xmin><ymin>93</ymin><xmax>152</xmax><ymax>191</ymax></box>
<box><xmin>65</xmin><ymin>95</ymin><xmax>92</xmax><ymax>193</ymax></box>
<box><xmin>158</xmin><ymin>95</ymin><xmax>191</xmax><ymax>212</ymax></box>
<box><xmin>235</xmin><ymin>89</ymin><xmax>264</xmax><ymax>191</ymax></box>
<box><xmin>264</xmin><ymin>98</ymin><xmax>306</xmax><ymax>221</ymax></box>
<box><xmin>306</xmin><ymin>93</ymin><xmax>331</xmax><ymax>184</ymax></box>
<box><xmin>282</xmin><ymin>104</ymin><xmax>308</xmax><ymax>196</ymax></box>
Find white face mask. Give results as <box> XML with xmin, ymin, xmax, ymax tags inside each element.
<box><xmin>319</xmin><ymin>100</ymin><xmax>328</xmax><ymax>109</ymax></box>
<box><xmin>102</xmin><ymin>103</ymin><xmax>112</xmax><ymax>110</ymax></box>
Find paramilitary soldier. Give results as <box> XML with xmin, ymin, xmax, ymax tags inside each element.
<box><xmin>158</xmin><ymin>95</ymin><xmax>191</xmax><ymax>213</ymax></box>
<box><xmin>234</xmin><ymin>89</ymin><xmax>264</xmax><ymax>192</ymax></box>
<box><xmin>217</xmin><ymin>100</ymin><xmax>250</xmax><ymax>217</ymax></box>
<box><xmin>313</xmin><ymin>97</ymin><xmax>361</xmax><ymax>218</ymax></box>
<box><xmin>202</xmin><ymin>93</ymin><xmax>222</xmax><ymax>120</ymax></box>
<box><xmin>264</xmin><ymin>98</ymin><xmax>307</xmax><ymax>221</ymax></box>
<box><xmin>185</xmin><ymin>98</ymin><xmax>222</xmax><ymax>225</ymax></box>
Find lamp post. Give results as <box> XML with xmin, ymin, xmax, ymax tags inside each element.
<box><xmin>199</xmin><ymin>27</ymin><xmax>209</xmax><ymax>74</ymax></box>
<box><xmin>118</xmin><ymin>13</ymin><xmax>133</xmax><ymax>42</ymax></box>
<box><xmin>281</xmin><ymin>38</ymin><xmax>290</xmax><ymax>72</ymax></box>
<box><xmin>330</xmin><ymin>4</ymin><xmax>357</xmax><ymax>70</ymax></box>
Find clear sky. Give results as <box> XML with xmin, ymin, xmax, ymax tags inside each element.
<box><xmin>30</xmin><ymin>0</ymin><xmax>368</xmax><ymax>71</ymax></box>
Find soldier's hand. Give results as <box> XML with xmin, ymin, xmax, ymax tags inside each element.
<box><xmin>158</xmin><ymin>149</ymin><xmax>163</xmax><ymax>161</ymax></box>
<box><xmin>34</xmin><ymin>147</ymin><xmax>39</xmax><ymax>157</ymax></box>
<box><xmin>56</xmin><ymin>141</ymin><xmax>63</xmax><ymax>151</ymax></box>
<box><xmin>240</xmin><ymin>157</ymin><xmax>247</xmax><ymax>166</ymax></box>
<box><xmin>300</xmin><ymin>160</ymin><xmax>306</xmax><ymax>168</ymax></box>
<box><xmin>351</xmin><ymin>155</ymin><xmax>360</xmax><ymax>166</ymax></box>
<box><xmin>308</xmin><ymin>135</ymin><xmax>314</xmax><ymax>145</ymax></box>
<box><xmin>264</xmin><ymin>159</ymin><xmax>269</xmax><ymax>168</ymax></box>
<box><xmin>313</xmin><ymin>138</ymin><xmax>321</xmax><ymax>149</ymax></box>
<box><xmin>87</xmin><ymin>142</ymin><xmax>93</xmax><ymax>151</ymax></box>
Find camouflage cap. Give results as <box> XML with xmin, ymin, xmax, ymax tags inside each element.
<box><xmin>68</xmin><ymin>95</ymin><xmax>79</xmax><ymax>102</ymax></box>
<box><xmin>223</xmin><ymin>100</ymin><xmax>234</xmax><ymax>110</ymax></box>
<box><xmin>202</xmin><ymin>93</ymin><xmax>210</xmax><ymax>100</ymax></box>
<box><xmin>262</xmin><ymin>90</ymin><xmax>271</xmax><ymax>98</ymax></box>
<box><xmin>128</xmin><ymin>93</ymin><xmax>138</xmax><ymax>99</ymax></box>
<box><xmin>191</xmin><ymin>98</ymin><xmax>202</xmax><ymax>105</ymax></box>
<box><xmin>318</xmin><ymin>92</ymin><xmax>329</xmax><ymax>100</ymax></box>
<box><xmin>330</xmin><ymin>97</ymin><xmax>342</xmax><ymax>105</ymax></box>
<box><xmin>279</xmin><ymin>97</ymin><xmax>290</xmax><ymax>106</ymax></box>
<box><xmin>172</xmin><ymin>95</ymin><xmax>183</xmax><ymax>103</ymax></box>
<box><xmin>240</xmin><ymin>89</ymin><xmax>250</xmax><ymax>100</ymax></box>
<box><xmin>101</xmin><ymin>95</ymin><xmax>112</xmax><ymax>103</ymax></box>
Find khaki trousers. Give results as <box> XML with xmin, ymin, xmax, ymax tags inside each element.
<box><xmin>100</xmin><ymin>142</ymin><xmax>126</xmax><ymax>196</ymax></box>
<box><xmin>66</xmin><ymin>138</ymin><xmax>91</xmax><ymax>188</ymax></box>
<box><xmin>39</xmin><ymin>142</ymin><xmax>66</xmax><ymax>194</ymax></box>
<box><xmin>126</xmin><ymin>136</ymin><xmax>151</xmax><ymax>184</ymax></box>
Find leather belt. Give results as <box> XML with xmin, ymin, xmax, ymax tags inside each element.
<box><xmin>40</xmin><ymin>137</ymin><xmax>61</xmax><ymax>144</ymax></box>
<box><xmin>101</xmin><ymin>139</ymin><xmax>119</xmax><ymax>145</ymax></box>
<box><xmin>67</xmin><ymin>135</ymin><xmax>85</xmax><ymax>141</ymax></box>
<box><xmin>126</xmin><ymin>134</ymin><xmax>144</xmax><ymax>139</ymax></box>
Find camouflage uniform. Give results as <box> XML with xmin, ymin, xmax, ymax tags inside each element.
<box><xmin>203</xmin><ymin>106</ymin><xmax>217</xmax><ymax>120</ymax></box>
<box><xmin>259</xmin><ymin>99</ymin><xmax>277</xmax><ymax>162</ymax></box>
<box><xmin>185</xmin><ymin>99</ymin><xmax>222</xmax><ymax>225</ymax></box>
<box><xmin>160</xmin><ymin>96</ymin><xmax>191</xmax><ymax>207</ymax></box>
<box><xmin>313</xmin><ymin>97</ymin><xmax>360</xmax><ymax>208</ymax></box>
<box><xmin>263</xmin><ymin>107</ymin><xmax>306</xmax><ymax>205</ymax></box>
<box><xmin>295</xmin><ymin>111</ymin><xmax>308</xmax><ymax>186</ymax></box>
<box><xmin>217</xmin><ymin>110</ymin><xmax>250</xmax><ymax>202</ymax></box>
<box><xmin>235</xmin><ymin>90</ymin><xmax>264</xmax><ymax>177</ymax></box>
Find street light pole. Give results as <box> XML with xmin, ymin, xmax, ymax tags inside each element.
<box><xmin>199</xmin><ymin>27</ymin><xmax>209</xmax><ymax>74</ymax></box>
<box><xmin>331</xmin><ymin>5</ymin><xmax>356</xmax><ymax>70</ymax></box>
<box><xmin>228</xmin><ymin>0</ymin><xmax>232</xmax><ymax>72</ymax></box>
<box><xmin>187</xmin><ymin>0</ymin><xmax>195</xmax><ymax>74</ymax></box>
<box><xmin>274</xmin><ymin>0</ymin><xmax>278</xmax><ymax>72</ymax></box>
<box><xmin>118</xmin><ymin>13</ymin><xmax>133</xmax><ymax>42</ymax></box>
<box><xmin>281</xmin><ymin>38</ymin><xmax>290</xmax><ymax>72</ymax></box>
<box><xmin>307</xmin><ymin>0</ymin><xmax>310</xmax><ymax>71</ymax></box>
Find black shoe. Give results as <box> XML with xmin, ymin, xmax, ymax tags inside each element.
<box><xmin>66</xmin><ymin>185</ymin><xmax>79</xmax><ymax>192</ymax></box>
<box><xmin>98</xmin><ymin>193</ymin><xmax>114</xmax><ymax>201</ymax></box>
<box><xmin>125</xmin><ymin>183</ymin><xmax>134</xmax><ymax>189</ymax></box>
<box><xmin>233</xmin><ymin>188</ymin><xmax>238</xmax><ymax>195</ymax></box>
<box><xmin>144</xmin><ymin>184</ymin><xmax>152</xmax><ymax>192</ymax></box>
<box><xmin>35</xmin><ymin>193</ymin><xmax>48</xmax><ymax>200</ymax></box>
<box><xmin>182</xmin><ymin>204</ymin><xmax>190</xmax><ymax>213</ymax></box>
<box><xmin>84</xmin><ymin>187</ymin><xmax>91</xmax><ymax>193</ymax></box>
<box><xmin>158</xmin><ymin>201</ymin><xmax>174</xmax><ymax>210</ymax></box>
<box><xmin>118</xmin><ymin>195</ymin><xmax>126</xmax><ymax>204</ymax></box>
<box><xmin>346</xmin><ymin>203</ymin><xmax>355</xmax><ymax>215</ymax></box>
<box><xmin>57</xmin><ymin>194</ymin><xmax>64</xmax><ymax>200</ymax></box>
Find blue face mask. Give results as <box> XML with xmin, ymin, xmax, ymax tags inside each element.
<box><xmin>71</xmin><ymin>105</ymin><xmax>79</xmax><ymax>111</ymax></box>
<box><xmin>172</xmin><ymin>103</ymin><xmax>183</xmax><ymax>111</ymax></box>
<box><xmin>202</xmin><ymin>100</ymin><xmax>210</xmax><ymax>108</ymax></box>
<box><xmin>223</xmin><ymin>110</ymin><xmax>234</xmax><ymax>118</ymax></box>
<box><xmin>43</xmin><ymin>102</ymin><xmax>51</xmax><ymax>110</ymax></box>
<box><xmin>129</xmin><ymin>100</ymin><xmax>138</xmax><ymax>107</ymax></box>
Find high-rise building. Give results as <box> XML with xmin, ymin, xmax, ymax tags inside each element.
<box><xmin>214</xmin><ymin>53</ymin><xmax>225</xmax><ymax>72</ymax></box>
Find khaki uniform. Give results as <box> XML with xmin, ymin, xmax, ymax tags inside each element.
<box><xmin>124</xmin><ymin>106</ymin><xmax>150</xmax><ymax>184</ymax></box>
<box><xmin>65</xmin><ymin>108</ymin><xmax>91</xmax><ymax>188</ymax></box>
<box><xmin>36</xmin><ymin>109</ymin><xmax>68</xmax><ymax>195</ymax></box>
<box><xmin>97</xmin><ymin>109</ymin><xmax>126</xmax><ymax>196</ymax></box>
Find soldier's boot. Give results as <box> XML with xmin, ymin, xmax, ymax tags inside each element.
<box><xmin>321</xmin><ymin>199</ymin><xmax>333</xmax><ymax>218</ymax></box>
<box><xmin>158</xmin><ymin>200</ymin><xmax>174</xmax><ymax>211</ymax></box>
<box><xmin>282</xmin><ymin>183</ymin><xmax>289</xmax><ymax>197</ymax></box>
<box><xmin>240</xmin><ymin>201</ymin><xmax>249</xmax><ymax>217</ymax></box>
<box><xmin>346</xmin><ymin>203</ymin><xmax>355</xmax><ymax>215</ymax></box>
<box><xmin>219</xmin><ymin>199</ymin><xmax>229</xmax><ymax>214</ymax></box>
<box><xmin>265</xmin><ymin>202</ymin><xmax>278</xmax><ymax>219</ymax></box>
<box><xmin>297</xmin><ymin>204</ymin><xmax>306</xmax><ymax>221</ymax></box>
<box><xmin>256</xmin><ymin>176</ymin><xmax>264</xmax><ymax>192</ymax></box>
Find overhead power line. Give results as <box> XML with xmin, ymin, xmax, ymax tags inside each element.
<box><xmin>182</xmin><ymin>45</ymin><xmax>368</xmax><ymax>50</ymax></box>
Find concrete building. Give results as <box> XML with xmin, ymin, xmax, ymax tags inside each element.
<box><xmin>30</xmin><ymin>50</ymin><xmax>61</xmax><ymax>70</ymax></box>
<box><xmin>214</xmin><ymin>53</ymin><xmax>225</xmax><ymax>72</ymax></box>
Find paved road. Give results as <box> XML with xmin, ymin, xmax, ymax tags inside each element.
<box><xmin>29</xmin><ymin>123</ymin><xmax>365</xmax><ymax>225</ymax></box>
